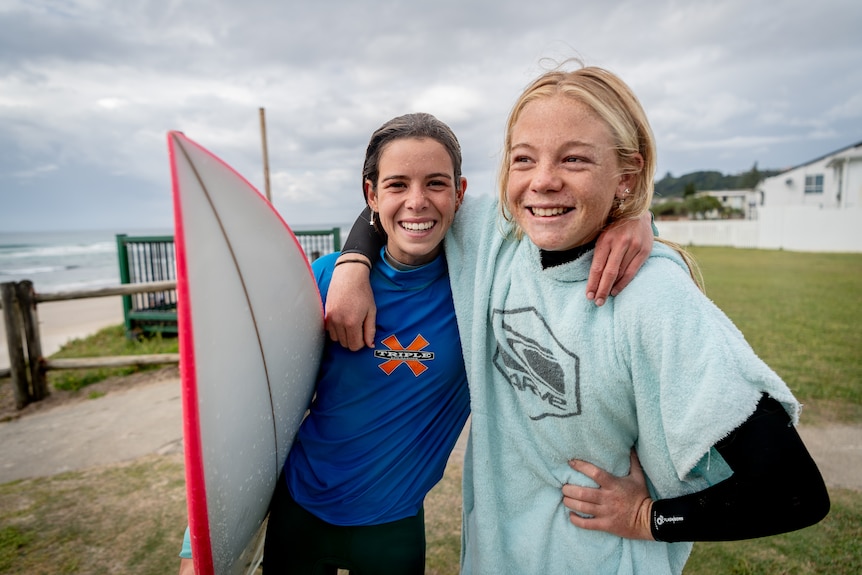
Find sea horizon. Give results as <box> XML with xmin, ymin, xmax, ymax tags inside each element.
<box><xmin>0</xmin><ymin>223</ymin><xmax>350</xmax><ymax>294</ymax></box>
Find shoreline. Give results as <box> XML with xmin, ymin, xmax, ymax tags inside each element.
<box><xmin>0</xmin><ymin>296</ymin><xmax>125</xmax><ymax>370</ymax></box>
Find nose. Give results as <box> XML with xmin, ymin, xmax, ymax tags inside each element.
<box><xmin>530</xmin><ymin>161</ymin><xmax>562</xmax><ymax>193</ymax></box>
<box><xmin>405</xmin><ymin>184</ymin><xmax>429</xmax><ymax>210</ymax></box>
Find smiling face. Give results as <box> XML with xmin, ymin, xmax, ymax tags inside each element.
<box><xmin>506</xmin><ymin>95</ymin><xmax>634</xmax><ymax>252</ymax></box>
<box><xmin>366</xmin><ymin>137</ymin><xmax>466</xmax><ymax>266</ymax></box>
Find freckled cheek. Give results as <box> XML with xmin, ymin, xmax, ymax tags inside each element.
<box><xmin>589</xmin><ymin>194</ymin><xmax>616</xmax><ymax>214</ymax></box>
<box><xmin>507</xmin><ymin>173</ymin><xmax>530</xmax><ymax>201</ymax></box>
<box><xmin>505</xmin><ymin>185</ymin><xmax>523</xmax><ymax>211</ymax></box>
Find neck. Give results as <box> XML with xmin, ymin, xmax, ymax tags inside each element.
<box><xmin>383</xmin><ymin>247</ymin><xmax>428</xmax><ymax>271</ymax></box>
<box><xmin>539</xmin><ymin>241</ymin><xmax>596</xmax><ymax>270</ymax></box>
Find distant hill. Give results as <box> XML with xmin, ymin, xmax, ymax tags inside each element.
<box><xmin>654</xmin><ymin>164</ymin><xmax>783</xmax><ymax>199</ymax></box>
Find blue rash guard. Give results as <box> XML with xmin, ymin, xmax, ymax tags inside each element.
<box><xmin>284</xmin><ymin>249</ymin><xmax>470</xmax><ymax>526</ymax></box>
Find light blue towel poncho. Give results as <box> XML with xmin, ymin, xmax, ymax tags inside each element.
<box><xmin>444</xmin><ymin>196</ymin><xmax>799</xmax><ymax>575</ymax></box>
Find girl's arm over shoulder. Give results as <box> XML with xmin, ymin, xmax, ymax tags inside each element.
<box><xmin>325</xmin><ymin>206</ymin><xmax>655</xmax><ymax>349</ymax></box>
<box><xmin>324</xmin><ymin>259</ymin><xmax>375</xmax><ymax>351</ymax></box>
<box><xmin>323</xmin><ymin>207</ymin><xmax>382</xmax><ymax>350</ymax></box>
<box><xmin>588</xmin><ymin>212</ymin><xmax>654</xmax><ymax>306</ymax></box>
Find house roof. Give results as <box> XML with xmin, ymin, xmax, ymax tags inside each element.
<box><xmin>779</xmin><ymin>140</ymin><xmax>862</xmax><ymax>173</ymax></box>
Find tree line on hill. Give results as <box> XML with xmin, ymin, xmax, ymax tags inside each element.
<box><xmin>652</xmin><ymin>163</ymin><xmax>782</xmax><ymax>219</ymax></box>
<box><xmin>654</xmin><ymin>163</ymin><xmax>781</xmax><ymax>198</ymax></box>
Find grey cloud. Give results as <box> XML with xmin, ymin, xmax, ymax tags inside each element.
<box><xmin>1</xmin><ymin>0</ymin><xmax>861</xmax><ymax>231</ymax></box>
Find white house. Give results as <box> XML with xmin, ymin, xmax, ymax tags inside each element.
<box><xmin>656</xmin><ymin>141</ymin><xmax>862</xmax><ymax>252</ymax></box>
<box><xmin>699</xmin><ymin>189</ymin><xmax>761</xmax><ymax>219</ymax></box>
<box><xmin>758</xmin><ymin>140</ymin><xmax>862</xmax><ymax>210</ymax></box>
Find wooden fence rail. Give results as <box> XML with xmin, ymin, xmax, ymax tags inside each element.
<box><xmin>1</xmin><ymin>280</ymin><xmax>180</xmax><ymax>410</ymax></box>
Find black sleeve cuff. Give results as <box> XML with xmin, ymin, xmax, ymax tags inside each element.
<box><xmin>342</xmin><ymin>206</ymin><xmax>385</xmax><ymax>260</ymax></box>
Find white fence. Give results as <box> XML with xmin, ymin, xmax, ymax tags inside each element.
<box><xmin>655</xmin><ymin>206</ymin><xmax>862</xmax><ymax>253</ymax></box>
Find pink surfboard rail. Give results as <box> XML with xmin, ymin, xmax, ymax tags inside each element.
<box><xmin>169</xmin><ymin>131</ymin><xmax>323</xmax><ymax>575</ymax></box>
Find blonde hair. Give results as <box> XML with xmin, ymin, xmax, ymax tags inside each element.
<box><xmin>498</xmin><ymin>62</ymin><xmax>703</xmax><ymax>289</ymax></box>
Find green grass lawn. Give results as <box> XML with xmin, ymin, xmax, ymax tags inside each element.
<box><xmin>46</xmin><ymin>324</ymin><xmax>178</xmax><ymax>392</ymax></box>
<box><xmin>688</xmin><ymin>247</ymin><xmax>862</xmax><ymax>423</ymax></box>
<box><xmin>685</xmin><ymin>487</ymin><xmax>862</xmax><ymax>574</ymax></box>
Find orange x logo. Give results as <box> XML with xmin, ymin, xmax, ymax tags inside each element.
<box><xmin>374</xmin><ymin>334</ymin><xmax>434</xmax><ymax>376</ymax></box>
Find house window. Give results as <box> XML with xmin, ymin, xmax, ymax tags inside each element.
<box><xmin>804</xmin><ymin>174</ymin><xmax>824</xmax><ymax>194</ymax></box>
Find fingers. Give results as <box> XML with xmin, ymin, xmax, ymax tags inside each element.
<box><xmin>562</xmin><ymin>451</ymin><xmax>654</xmax><ymax>540</ymax></box>
<box><xmin>591</xmin><ymin>250</ymin><xmax>623</xmax><ymax>306</ymax></box>
<box><xmin>345</xmin><ymin>326</ymin><xmax>363</xmax><ymax>352</ymax></box>
<box><xmin>588</xmin><ymin>212</ymin><xmax>655</xmax><ymax>306</ymax></box>
<box><xmin>324</xmin><ymin>306</ymin><xmax>376</xmax><ymax>351</ymax></box>
<box><xmin>567</xmin><ymin>505</ymin><xmax>606</xmax><ymax>531</ymax></box>
<box><xmin>362</xmin><ymin>306</ymin><xmax>377</xmax><ymax>349</ymax></box>
<box><xmin>586</xmin><ymin>242</ymin><xmax>611</xmax><ymax>303</ymax></box>
<box><xmin>323</xmin><ymin>258</ymin><xmax>375</xmax><ymax>350</ymax></box>
<box><xmin>562</xmin><ymin>477</ymin><xmax>611</xmax><ymax>533</ymax></box>
<box><xmin>588</xmin><ymin>226</ymin><xmax>627</xmax><ymax>306</ymax></box>
<box><xmin>562</xmin><ymin>480</ymin><xmax>601</xmax><ymax>503</ymax></box>
<box><xmin>610</xmin><ymin>212</ymin><xmax>654</xmax><ymax>296</ymax></box>
<box><xmin>609</xmin><ymin>250</ymin><xmax>636</xmax><ymax>296</ymax></box>
<box><xmin>563</xmin><ymin>497</ymin><xmax>601</xmax><ymax>523</ymax></box>
<box><xmin>342</xmin><ymin>315</ymin><xmax>366</xmax><ymax>352</ymax></box>
<box><xmin>325</xmin><ymin>310</ymin><xmax>363</xmax><ymax>351</ymax></box>
<box><xmin>568</xmin><ymin>457</ymin><xmax>611</xmax><ymax>485</ymax></box>
<box><xmin>325</xmin><ymin>321</ymin><xmax>341</xmax><ymax>346</ymax></box>
<box><xmin>562</xmin><ymin>459</ymin><xmax>610</xmax><ymax>526</ymax></box>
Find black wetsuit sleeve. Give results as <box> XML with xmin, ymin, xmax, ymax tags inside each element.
<box><xmin>650</xmin><ymin>394</ymin><xmax>830</xmax><ymax>542</ymax></box>
<box><xmin>341</xmin><ymin>206</ymin><xmax>386</xmax><ymax>260</ymax></box>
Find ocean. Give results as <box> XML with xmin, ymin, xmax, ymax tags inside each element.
<box><xmin>0</xmin><ymin>229</ymin><xmax>170</xmax><ymax>294</ymax></box>
<box><xmin>0</xmin><ymin>225</ymin><xmax>350</xmax><ymax>295</ymax></box>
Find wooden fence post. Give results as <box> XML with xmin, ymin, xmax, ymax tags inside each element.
<box><xmin>1</xmin><ymin>282</ymin><xmax>31</xmax><ymax>409</ymax></box>
<box><xmin>17</xmin><ymin>280</ymin><xmax>49</xmax><ymax>401</ymax></box>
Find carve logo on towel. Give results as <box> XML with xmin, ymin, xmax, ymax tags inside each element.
<box><xmin>492</xmin><ymin>307</ymin><xmax>581</xmax><ymax>420</ymax></box>
<box><xmin>374</xmin><ymin>334</ymin><xmax>435</xmax><ymax>376</ymax></box>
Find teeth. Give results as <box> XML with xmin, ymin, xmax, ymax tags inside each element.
<box><xmin>531</xmin><ymin>207</ymin><xmax>569</xmax><ymax>217</ymax></box>
<box><xmin>401</xmin><ymin>221</ymin><xmax>435</xmax><ymax>231</ymax></box>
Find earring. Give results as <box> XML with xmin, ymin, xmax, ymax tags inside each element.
<box><xmin>369</xmin><ymin>211</ymin><xmax>375</xmax><ymax>226</ymax></box>
<box><xmin>616</xmin><ymin>188</ymin><xmax>631</xmax><ymax>210</ymax></box>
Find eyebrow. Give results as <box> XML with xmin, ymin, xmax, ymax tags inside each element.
<box><xmin>510</xmin><ymin>140</ymin><xmax>599</xmax><ymax>152</ymax></box>
<box><xmin>381</xmin><ymin>172</ymin><xmax>453</xmax><ymax>181</ymax></box>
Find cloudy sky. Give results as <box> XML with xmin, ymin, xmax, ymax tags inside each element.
<box><xmin>2</xmin><ymin>0</ymin><xmax>860</xmax><ymax>232</ymax></box>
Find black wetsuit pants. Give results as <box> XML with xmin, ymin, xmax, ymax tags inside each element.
<box><xmin>263</xmin><ymin>476</ymin><xmax>425</xmax><ymax>575</ymax></box>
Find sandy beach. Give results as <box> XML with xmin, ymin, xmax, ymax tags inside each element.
<box><xmin>0</xmin><ymin>296</ymin><xmax>125</xmax><ymax>370</ymax></box>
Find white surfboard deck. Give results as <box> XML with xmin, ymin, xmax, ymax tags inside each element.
<box><xmin>169</xmin><ymin>131</ymin><xmax>323</xmax><ymax>575</ymax></box>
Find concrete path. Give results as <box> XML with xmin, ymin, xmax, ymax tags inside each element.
<box><xmin>1</xmin><ymin>378</ymin><xmax>860</xmax><ymax>493</ymax></box>
<box><xmin>0</xmin><ymin>378</ymin><xmax>182</xmax><ymax>483</ymax></box>
<box><xmin>798</xmin><ymin>424</ymin><xmax>862</xmax><ymax>492</ymax></box>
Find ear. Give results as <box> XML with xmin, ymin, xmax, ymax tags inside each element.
<box><xmin>616</xmin><ymin>153</ymin><xmax>644</xmax><ymax>198</ymax></box>
<box><xmin>615</xmin><ymin>177</ymin><xmax>633</xmax><ymax>200</ymax></box>
<box><xmin>365</xmin><ymin>179</ymin><xmax>379</xmax><ymax>211</ymax></box>
<box><xmin>455</xmin><ymin>177</ymin><xmax>467</xmax><ymax>210</ymax></box>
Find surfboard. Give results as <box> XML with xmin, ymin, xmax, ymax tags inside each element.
<box><xmin>168</xmin><ymin>131</ymin><xmax>323</xmax><ymax>575</ymax></box>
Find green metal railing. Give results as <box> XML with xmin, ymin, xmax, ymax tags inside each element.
<box><xmin>116</xmin><ymin>234</ymin><xmax>178</xmax><ymax>337</ymax></box>
<box><xmin>116</xmin><ymin>228</ymin><xmax>341</xmax><ymax>337</ymax></box>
